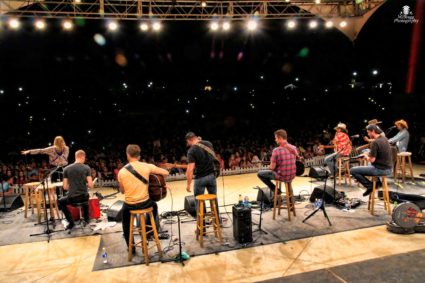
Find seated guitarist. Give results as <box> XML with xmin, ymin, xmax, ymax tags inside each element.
<box><xmin>323</xmin><ymin>123</ymin><xmax>352</xmax><ymax>176</ymax></box>
<box><xmin>118</xmin><ymin>144</ymin><xmax>169</xmax><ymax>254</ymax></box>
<box><xmin>257</xmin><ymin>129</ymin><xmax>298</xmax><ymax>194</ymax></box>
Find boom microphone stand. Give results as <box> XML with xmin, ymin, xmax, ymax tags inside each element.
<box><xmin>30</xmin><ymin>167</ymin><xmax>64</xmax><ymax>242</ymax></box>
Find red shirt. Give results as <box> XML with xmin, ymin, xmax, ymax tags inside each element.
<box><xmin>334</xmin><ymin>132</ymin><xmax>352</xmax><ymax>156</ymax></box>
<box><xmin>271</xmin><ymin>142</ymin><xmax>298</xmax><ymax>182</ymax></box>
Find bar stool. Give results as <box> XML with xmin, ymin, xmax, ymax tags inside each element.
<box><xmin>196</xmin><ymin>194</ymin><xmax>222</xmax><ymax>248</ymax></box>
<box><xmin>337</xmin><ymin>157</ymin><xmax>352</xmax><ymax>186</ymax></box>
<box><xmin>368</xmin><ymin>176</ymin><xmax>391</xmax><ymax>215</ymax></box>
<box><xmin>69</xmin><ymin>202</ymin><xmax>89</xmax><ymax>233</ymax></box>
<box><xmin>128</xmin><ymin>208</ymin><xmax>162</xmax><ymax>265</ymax></box>
<box><xmin>273</xmin><ymin>181</ymin><xmax>296</xmax><ymax>221</ymax></box>
<box><xmin>46</xmin><ymin>186</ymin><xmax>61</xmax><ymax>220</ymax></box>
<box><xmin>35</xmin><ymin>188</ymin><xmax>47</xmax><ymax>223</ymax></box>
<box><xmin>394</xmin><ymin>152</ymin><xmax>414</xmax><ymax>183</ymax></box>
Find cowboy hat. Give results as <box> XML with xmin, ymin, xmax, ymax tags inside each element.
<box><xmin>334</xmin><ymin>122</ymin><xmax>347</xmax><ymax>130</ymax></box>
<box><xmin>395</xmin><ymin>119</ymin><xmax>408</xmax><ymax>129</ymax></box>
<box><xmin>367</xmin><ymin>119</ymin><xmax>382</xmax><ymax>125</ymax></box>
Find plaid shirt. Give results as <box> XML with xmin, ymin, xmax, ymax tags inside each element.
<box><xmin>334</xmin><ymin>132</ymin><xmax>352</xmax><ymax>156</ymax></box>
<box><xmin>271</xmin><ymin>142</ymin><xmax>298</xmax><ymax>182</ymax></box>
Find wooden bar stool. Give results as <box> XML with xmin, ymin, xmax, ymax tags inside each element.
<box><xmin>368</xmin><ymin>176</ymin><xmax>391</xmax><ymax>215</ymax></box>
<box><xmin>128</xmin><ymin>208</ymin><xmax>162</xmax><ymax>265</ymax></box>
<box><xmin>196</xmin><ymin>194</ymin><xmax>222</xmax><ymax>248</ymax></box>
<box><xmin>337</xmin><ymin>158</ymin><xmax>352</xmax><ymax>186</ymax></box>
<box><xmin>35</xmin><ymin>188</ymin><xmax>47</xmax><ymax>223</ymax></box>
<box><xmin>273</xmin><ymin>181</ymin><xmax>296</xmax><ymax>221</ymax></box>
<box><xmin>46</xmin><ymin>186</ymin><xmax>61</xmax><ymax>220</ymax></box>
<box><xmin>394</xmin><ymin>152</ymin><xmax>414</xmax><ymax>183</ymax></box>
<box><xmin>23</xmin><ymin>182</ymin><xmax>40</xmax><ymax>218</ymax></box>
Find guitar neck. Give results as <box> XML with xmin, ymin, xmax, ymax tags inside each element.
<box><xmin>160</xmin><ymin>163</ymin><xmax>188</xmax><ymax>169</ymax></box>
<box><xmin>355</xmin><ymin>144</ymin><xmax>370</xmax><ymax>152</ymax></box>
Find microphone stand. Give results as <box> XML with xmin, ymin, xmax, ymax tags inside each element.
<box><xmin>30</xmin><ymin>166</ymin><xmax>64</xmax><ymax>242</ymax></box>
<box><xmin>302</xmin><ymin>173</ymin><xmax>332</xmax><ymax>226</ymax></box>
<box><xmin>252</xmin><ymin>186</ymin><xmax>268</xmax><ymax>235</ymax></box>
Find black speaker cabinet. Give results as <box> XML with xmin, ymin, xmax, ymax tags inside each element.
<box><xmin>106</xmin><ymin>200</ymin><xmax>124</xmax><ymax>222</ymax></box>
<box><xmin>309</xmin><ymin>166</ymin><xmax>329</xmax><ymax>179</ymax></box>
<box><xmin>233</xmin><ymin>205</ymin><xmax>252</xmax><ymax>243</ymax></box>
<box><xmin>184</xmin><ymin>195</ymin><xmax>197</xmax><ymax>217</ymax></box>
<box><xmin>0</xmin><ymin>195</ymin><xmax>24</xmax><ymax>211</ymax></box>
<box><xmin>309</xmin><ymin>185</ymin><xmax>343</xmax><ymax>203</ymax></box>
<box><xmin>256</xmin><ymin>187</ymin><xmax>274</xmax><ymax>206</ymax></box>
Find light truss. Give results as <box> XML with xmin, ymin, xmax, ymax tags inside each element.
<box><xmin>0</xmin><ymin>0</ymin><xmax>385</xmax><ymax>21</ymax></box>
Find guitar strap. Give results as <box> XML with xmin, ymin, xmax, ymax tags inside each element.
<box><xmin>194</xmin><ymin>142</ymin><xmax>219</xmax><ymax>161</ymax></box>
<box><xmin>124</xmin><ymin>164</ymin><xmax>148</xmax><ymax>184</ymax></box>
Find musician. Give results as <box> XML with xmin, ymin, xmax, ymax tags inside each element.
<box><xmin>257</xmin><ymin>129</ymin><xmax>298</xmax><ymax>193</ymax></box>
<box><xmin>58</xmin><ymin>150</ymin><xmax>94</xmax><ymax>230</ymax></box>
<box><xmin>323</xmin><ymin>123</ymin><xmax>352</xmax><ymax>176</ymax></box>
<box><xmin>118</xmin><ymin>144</ymin><xmax>169</xmax><ymax>252</ymax></box>
<box><xmin>21</xmin><ymin>136</ymin><xmax>69</xmax><ymax>181</ymax></box>
<box><xmin>184</xmin><ymin>132</ymin><xmax>219</xmax><ymax>219</ymax></box>
<box><xmin>351</xmin><ymin>125</ymin><xmax>393</xmax><ymax>196</ymax></box>
<box><xmin>363</xmin><ymin>119</ymin><xmax>385</xmax><ymax>143</ymax></box>
<box><xmin>388</xmin><ymin>119</ymin><xmax>410</xmax><ymax>152</ymax></box>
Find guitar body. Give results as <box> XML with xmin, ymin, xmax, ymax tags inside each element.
<box><xmin>148</xmin><ymin>174</ymin><xmax>167</xmax><ymax>202</ymax></box>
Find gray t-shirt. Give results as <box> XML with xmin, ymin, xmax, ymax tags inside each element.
<box><xmin>370</xmin><ymin>136</ymin><xmax>393</xmax><ymax>170</ymax></box>
<box><xmin>63</xmin><ymin>163</ymin><xmax>91</xmax><ymax>198</ymax></box>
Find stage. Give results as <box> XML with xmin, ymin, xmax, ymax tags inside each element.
<box><xmin>1</xmin><ymin>166</ymin><xmax>425</xmax><ymax>282</ymax></box>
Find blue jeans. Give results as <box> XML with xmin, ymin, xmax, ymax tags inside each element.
<box><xmin>350</xmin><ymin>165</ymin><xmax>392</xmax><ymax>190</ymax></box>
<box><xmin>324</xmin><ymin>152</ymin><xmax>343</xmax><ymax>175</ymax></box>
<box><xmin>257</xmin><ymin>170</ymin><xmax>276</xmax><ymax>191</ymax></box>
<box><xmin>194</xmin><ymin>173</ymin><xmax>219</xmax><ymax>221</ymax></box>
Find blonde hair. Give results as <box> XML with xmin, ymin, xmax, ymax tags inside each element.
<box><xmin>54</xmin><ymin>136</ymin><xmax>66</xmax><ymax>151</ymax></box>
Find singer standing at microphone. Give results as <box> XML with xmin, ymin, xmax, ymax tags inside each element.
<box><xmin>21</xmin><ymin>136</ymin><xmax>69</xmax><ymax>182</ymax></box>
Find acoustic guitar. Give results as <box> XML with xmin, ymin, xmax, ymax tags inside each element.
<box><xmin>148</xmin><ymin>174</ymin><xmax>167</xmax><ymax>202</ymax></box>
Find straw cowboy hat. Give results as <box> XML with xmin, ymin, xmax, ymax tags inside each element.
<box><xmin>395</xmin><ymin>119</ymin><xmax>408</xmax><ymax>129</ymax></box>
<box><xmin>334</xmin><ymin>122</ymin><xmax>347</xmax><ymax>130</ymax></box>
<box><xmin>367</xmin><ymin>119</ymin><xmax>382</xmax><ymax>125</ymax></box>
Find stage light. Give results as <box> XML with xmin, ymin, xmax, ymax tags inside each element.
<box><xmin>35</xmin><ymin>19</ymin><xmax>46</xmax><ymax>30</ymax></box>
<box><xmin>222</xmin><ymin>21</ymin><xmax>231</xmax><ymax>31</ymax></box>
<box><xmin>309</xmin><ymin>20</ymin><xmax>318</xmax><ymax>29</ymax></box>
<box><xmin>325</xmin><ymin>21</ymin><xmax>333</xmax><ymax>28</ymax></box>
<box><xmin>287</xmin><ymin>20</ymin><xmax>296</xmax><ymax>29</ymax></box>
<box><xmin>339</xmin><ymin>21</ymin><xmax>347</xmax><ymax>28</ymax></box>
<box><xmin>0</xmin><ymin>90</ymin><xmax>4</xmax><ymax>94</ymax></box>
<box><xmin>62</xmin><ymin>20</ymin><xmax>73</xmax><ymax>30</ymax></box>
<box><xmin>315</xmin><ymin>0</ymin><xmax>321</xmax><ymax>4</ymax></box>
<box><xmin>353</xmin><ymin>71</ymin><xmax>357</xmax><ymax>76</ymax></box>
<box><xmin>285</xmin><ymin>0</ymin><xmax>290</xmax><ymax>2</ymax></box>
<box><xmin>107</xmin><ymin>21</ymin><xmax>119</xmax><ymax>31</ymax></box>
<box><xmin>140</xmin><ymin>22</ymin><xmax>149</xmax><ymax>31</ymax></box>
<box><xmin>201</xmin><ymin>1</ymin><xmax>207</xmax><ymax>8</ymax></box>
<box><xmin>152</xmin><ymin>22</ymin><xmax>162</xmax><ymax>31</ymax></box>
<box><xmin>372</xmin><ymin>69</ymin><xmax>378</xmax><ymax>75</ymax></box>
<box><xmin>295</xmin><ymin>77</ymin><xmax>299</xmax><ymax>82</ymax></box>
<box><xmin>210</xmin><ymin>21</ymin><xmax>219</xmax><ymax>31</ymax></box>
<box><xmin>18</xmin><ymin>87</ymin><xmax>23</xmax><ymax>92</ymax></box>
<box><xmin>8</xmin><ymin>18</ymin><xmax>20</xmax><ymax>29</ymax></box>
<box><xmin>75</xmin><ymin>0</ymin><xmax>82</xmax><ymax>3</ymax></box>
<box><xmin>246</xmin><ymin>19</ymin><xmax>258</xmax><ymax>31</ymax></box>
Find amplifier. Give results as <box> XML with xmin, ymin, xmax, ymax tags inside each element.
<box><xmin>232</xmin><ymin>205</ymin><xmax>252</xmax><ymax>244</ymax></box>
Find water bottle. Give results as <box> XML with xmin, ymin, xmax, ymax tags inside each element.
<box><xmin>345</xmin><ymin>200</ymin><xmax>351</xmax><ymax>210</ymax></box>
<box><xmin>102</xmin><ymin>247</ymin><xmax>108</xmax><ymax>264</ymax></box>
<box><xmin>243</xmin><ymin>196</ymin><xmax>249</xmax><ymax>206</ymax></box>
<box><xmin>238</xmin><ymin>194</ymin><xmax>243</xmax><ymax>205</ymax></box>
<box><xmin>317</xmin><ymin>199</ymin><xmax>323</xmax><ymax>208</ymax></box>
<box><xmin>314</xmin><ymin>198</ymin><xmax>319</xmax><ymax>209</ymax></box>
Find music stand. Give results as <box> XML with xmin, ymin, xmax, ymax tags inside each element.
<box><xmin>30</xmin><ymin>167</ymin><xmax>64</xmax><ymax>242</ymax></box>
<box><xmin>303</xmin><ymin>169</ymin><xmax>332</xmax><ymax>226</ymax></box>
<box><xmin>252</xmin><ymin>186</ymin><xmax>268</xmax><ymax>235</ymax></box>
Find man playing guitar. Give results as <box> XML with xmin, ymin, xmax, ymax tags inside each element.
<box><xmin>323</xmin><ymin>123</ymin><xmax>352</xmax><ymax>176</ymax></box>
<box><xmin>118</xmin><ymin>144</ymin><xmax>169</xmax><ymax>253</ymax></box>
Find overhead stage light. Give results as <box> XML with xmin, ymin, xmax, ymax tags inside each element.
<box><xmin>140</xmin><ymin>22</ymin><xmax>149</xmax><ymax>31</ymax></box>
<box><xmin>339</xmin><ymin>21</ymin><xmax>347</xmax><ymax>28</ymax></box>
<box><xmin>201</xmin><ymin>1</ymin><xmax>207</xmax><ymax>8</ymax></box>
<box><xmin>210</xmin><ymin>21</ymin><xmax>219</xmax><ymax>31</ymax></box>
<box><xmin>8</xmin><ymin>18</ymin><xmax>20</xmax><ymax>29</ymax></box>
<box><xmin>246</xmin><ymin>19</ymin><xmax>258</xmax><ymax>31</ymax></box>
<box><xmin>309</xmin><ymin>20</ymin><xmax>318</xmax><ymax>29</ymax></box>
<box><xmin>315</xmin><ymin>0</ymin><xmax>321</xmax><ymax>4</ymax></box>
<box><xmin>152</xmin><ymin>22</ymin><xmax>162</xmax><ymax>32</ymax></box>
<box><xmin>222</xmin><ymin>21</ymin><xmax>231</xmax><ymax>31</ymax></box>
<box><xmin>325</xmin><ymin>21</ymin><xmax>333</xmax><ymax>28</ymax></box>
<box><xmin>287</xmin><ymin>20</ymin><xmax>296</xmax><ymax>29</ymax></box>
<box><xmin>62</xmin><ymin>20</ymin><xmax>73</xmax><ymax>30</ymax></box>
<box><xmin>35</xmin><ymin>19</ymin><xmax>46</xmax><ymax>30</ymax></box>
<box><xmin>107</xmin><ymin>21</ymin><xmax>119</xmax><ymax>31</ymax></box>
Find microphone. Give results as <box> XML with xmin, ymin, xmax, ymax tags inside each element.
<box><xmin>350</xmin><ymin>134</ymin><xmax>360</xmax><ymax>138</ymax></box>
<box><xmin>388</xmin><ymin>126</ymin><xmax>396</xmax><ymax>130</ymax></box>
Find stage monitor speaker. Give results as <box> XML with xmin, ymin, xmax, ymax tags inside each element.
<box><xmin>309</xmin><ymin>166</ymin><xmax>329</xmax><ymax>179</ymax></box>
<box><xmin>233</xmin><ymin>205</ymin><xmax>252</xmax><ymax>243</ymax></box>
<box><xmin>106</xmin><ymin>200</ymin><xmax>124</xmax><ymax>222</ymax></box>
<box><xmin>184</xmin><ymin>195</ymin><xmax>197</xmax><ymax>217</ymax></box>
<box><xmin>309</xmin><ymin>185</ymin><xmax>343</xmax><ymax>204</ymax></box>
<box><xmin>0</xmin><ymin>195</ymin><xmax>24</xmax><ymax>211</ymax></box>
<box><xmin>256</xmin><ymin>187</ymin><xmax>274</xmax><ymax>206</ymax></box>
